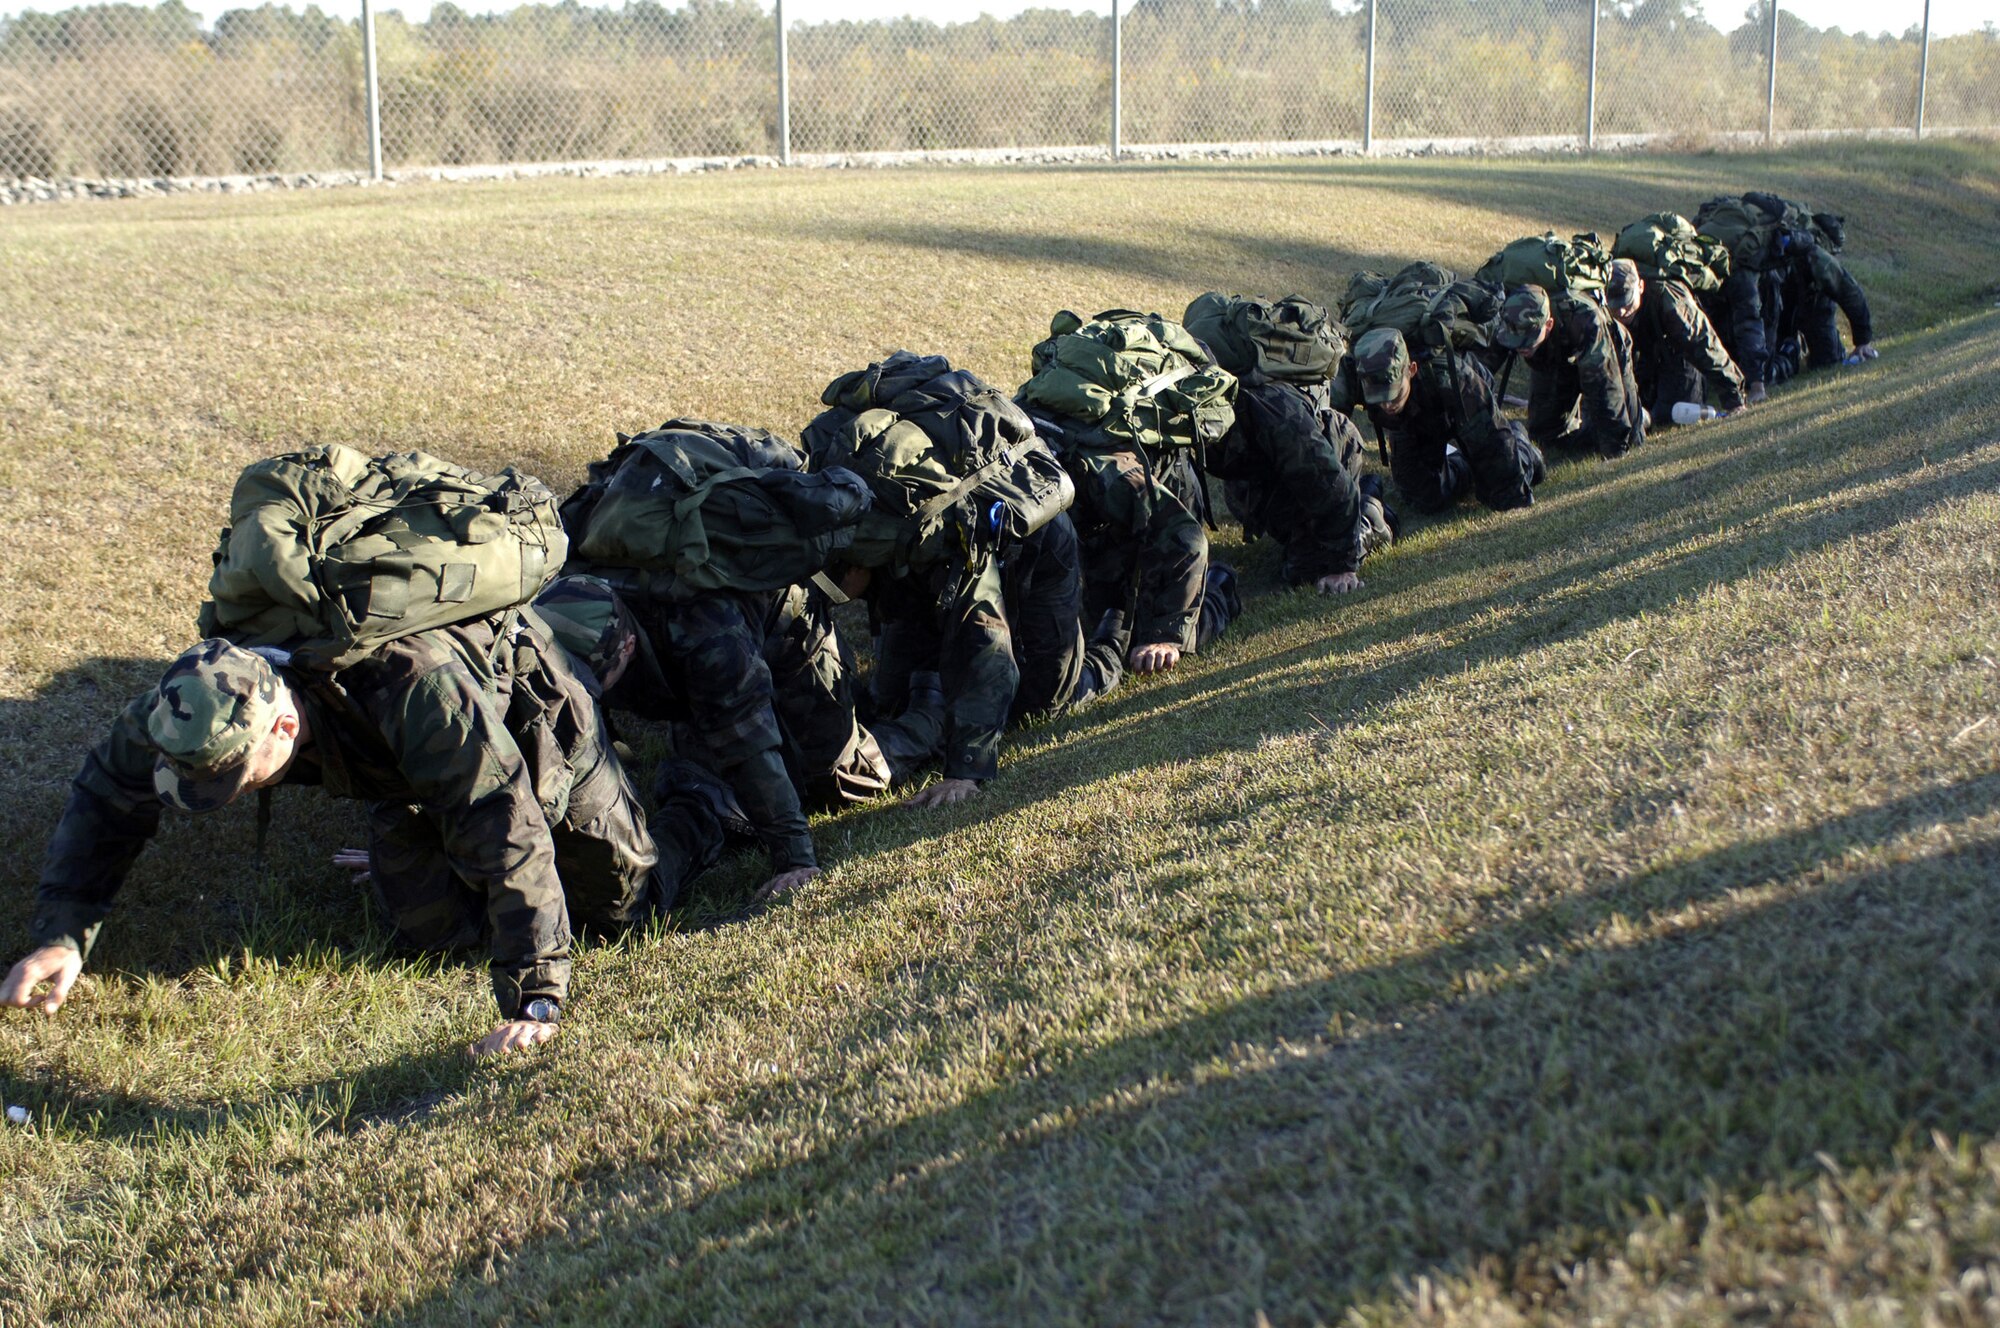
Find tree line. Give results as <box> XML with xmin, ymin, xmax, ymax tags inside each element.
<box><xmin>1</xmin><ymin>0</ymin><xmax>1992</xmax><ymax>179</ymax></box>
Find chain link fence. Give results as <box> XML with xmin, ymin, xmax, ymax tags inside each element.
<box><xmin>1</xmin><ymin>0</ymin><xmax>1994</xmax><ymax>183</ymax></box>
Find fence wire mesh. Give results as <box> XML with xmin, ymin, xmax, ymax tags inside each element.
<box><xmin>1</xmin><ymin>0</ymin><xmax>1995</xmax><ymax>183</ymax></box>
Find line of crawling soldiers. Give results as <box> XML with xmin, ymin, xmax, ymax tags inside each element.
<box><xmin>1</xmin><ymin>191</ymin><xmax>1876</xmax><ymax>1058</ymax></box>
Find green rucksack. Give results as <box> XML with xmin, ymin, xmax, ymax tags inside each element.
<box><xmin>801</xmin><ymin>351</ymin><xmax>1074</xmax><ymax>573</ymax></box>
<box><xmin>1018</xmin><ymin>309</ymin><xmax>1238</xmax><ymax>459</ymax></box>
<box><xmin>1692</xmin><ymin>195</ymin><xmax>1787</xmax><ymax>273</ymax></box>
<box><xmin>1181</xmin><ymin>292</ymin><xmax>1344</xmax><ymax>385</ymax></box>
<box><xmin>1342</xmin><ymin>262</ymin><xmax>1501</xmax><ymax>354</ymax></box>
<box><xmin>560</xmin><ymin>419</ymin><xmax>872</xmax><ymax>602</ymax></box>
<box><xmin>1476</xmin><ymin>232</ymin><xmax>1612</xmax><ymax>294</ymax></box>
<box><xmin>197</xmin><ymin>443</ymin><xmax>567</xmax><ymax>670</ymax></box>
<box><xmin>1613</xmin><ymin>212</ymin><xmax>1731</xmax><ymax>293</ymax></box>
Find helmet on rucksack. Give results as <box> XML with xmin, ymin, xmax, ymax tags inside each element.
<box><xmin>1613</xmin><ymin>212</ymin><xmax>1732</xmax><ymax>293</ymax></box>
<box><xmin>1181</xmin><ymin>292</ymin><xmax>1345</xmax><ymax>385</ymax></box>
<box><xmin>197</xmin><ymin>444</ymin><xmax>567</xmax><ymax>670</ymax></box>
<box><xmin>560</xmin><ymin>419</ymin><xmax>873</xmax><ymax>602</ymax></box>
<box><xmin>801</xmin><ymin>350</ymin><xmax>1074</xmax><ymax>574</ymax></box>
<box><xmin>1476</xmin><ymin>232</ymin><xmax>1612</xmax><ymax>295</ymax></box>
<box><xmin>1017</xmin><ymin>309</ymin><xmax>1238</xmax><ymax>459</ymax></box>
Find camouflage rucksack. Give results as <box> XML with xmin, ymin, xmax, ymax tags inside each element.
<box><xmin>1692</xmin><ymin>195</ymin><xmax>1790</xmax><ymax>273</ymax></box>
<box><xmin>1181</xmin><ymin>292</ymin><xmax>1344</xmax><ymax>385</ymax></box>
<box><xmin>1341</xmin><ymin>262</ymin><xmax>1501</xmax><ymax>354</ymax></box>
<box><xmin>1018</xmin><ymin>309</ymin><xmax>1238</xmax><ymax>460</ymax></box>
<box><xmin>197</xmin><ymin>444</ymin><xmax>567</xmax><ymax>670</ymax></box>
<box><xmin>561</xmin><ymin>419</ymin><xmax>872</xmax><ymax>602</ymax></box>
<box><xmin>1476</xmin><ymin>232</ymin><xmax>1612</xmax><ymax>295</ymax></box>
<box><xmin>1613</xmin><ymin>212</ymin><xmax>1732</xmax><ymax>293</ymax></box>
<box><xmin>801</xmin><ymin>351</ymin><xmax>1073</xmax><ymax>574</ymax></box>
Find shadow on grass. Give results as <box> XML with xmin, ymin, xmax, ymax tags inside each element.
<box><xmin>381</xmin><ymin>771</ymin><xmax>2000</xmax><ymax>1322</ymax></box>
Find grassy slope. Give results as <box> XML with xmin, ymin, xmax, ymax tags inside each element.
<box><xmin>0</xmin><ymin>140</ymin><xmax>1996</xmax><ymax>1325</ymax></box>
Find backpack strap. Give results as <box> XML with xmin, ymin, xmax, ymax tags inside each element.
<box><xmin>899</xmin><ymin>454</ymin><xmax>1014</xmax><ymax>569</ymax></box>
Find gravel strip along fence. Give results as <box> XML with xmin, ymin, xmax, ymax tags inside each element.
<box><xmin>3</xmin><ymin>128</ymin><xmax>1976</xmax><ymax>207</ymax></box>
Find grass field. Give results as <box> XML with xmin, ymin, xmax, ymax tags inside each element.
<box><xmin>1</xmin><ymin>139</ymin><xmax>1998</xmax><ymax>1325</ymax></box>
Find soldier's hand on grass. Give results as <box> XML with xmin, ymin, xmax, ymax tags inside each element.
<box><xmin>1129</xmin><ymin>643</ymin><xmax>1181</xmax><ymax>674</ymax></box>
<box><xmin>333</xmin><ymin>848</ymin><xmax>371</xmax><ymax>885</ymax></box>
<box><xmin>1316</xmin><ymin>572</ymin><xmax>1363</xmax><ymax>596</ymax></box>
<box><xmin>753</xmin><ymin>866</ymin><xmax>820</xmax><ymax>904</ymax></box>
<box><xmin>469</xmin><ymin>1018</ymin><xmax>559</xmax><ymax>1059</ymax></box>
<box><xmin>1855</xmin><ymin>342</ymin><xmax>1878</xmax><ymax>361</ymax></box>
<box><xmin>1</xmin><ymin>945</ymin><xmax>85</xmax><ymax>1015</ymax></box>
<box><xmin>903</xmin><ymin>778</ymin><xmax>981</xmax><ymax>809</ymax></box>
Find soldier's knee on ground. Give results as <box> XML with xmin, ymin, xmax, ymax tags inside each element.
<box><xmin>1195</xmin><ymin>563</ymin><xmax>1242</xmax><ymax>650</ymax></box>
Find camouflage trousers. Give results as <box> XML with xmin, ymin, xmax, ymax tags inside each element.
<box><xmin>1527</xmin><ymin>323</ymin><xmax>1646</xmax><ymax>459</ymax></box>
<box><xmin>366</xmin><ymin>731</ymin><xmax>712</xmax><ymax>950</ymax></box>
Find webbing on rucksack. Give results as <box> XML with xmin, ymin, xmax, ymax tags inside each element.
<box><xmin>561</xmin><ymin>419</ymin><xmax>873</xmax><ymax>602</ymax></box>
<box><xmin>1018</xmin><ymin>309</ymin><xmax>1238</xmax><ymax>461</ymax></box>
<box><xmin>197</xmin><ymin>443</ymin><xmax>567</xmax><ymax>670</ymax></box>
<box><xmin>1476</xmin><ymin>232</ymin><xmax>1612</xmax><ymax>295</ymax></box>
<box><xmin>1614</xmin><ymin>212</ymin><xmax>1731</xmax><ymax>293</ymax></box>
<box><xmin>1182</xmin><ymin>292</ymin><xmax>1344</xmax><ymax>385</ymax></box>
<box><xmin>802</xmin><ymin>351</ymin><xmax>1074</xmax><ymax>575</ymax></box>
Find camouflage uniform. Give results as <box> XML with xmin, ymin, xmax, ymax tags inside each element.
<box><xmin>868</xmin><ymin>511</ymin><xmax>1089</xmax><ymax>783</ymax></box>
<box><xmin>1336</xmin><ymin>327</ymin><xmax>1542</xmax><ymax>514</ymax></box>
<box><xmin>1703</xmin><ymin>267</ymin><xmax>1781</xmax><ymax>388</ymax></box>
<box><xmin>31</xmin><ymin>626</ymin><xmax>705</xmax><ymax>1020</ymax></box>
<box><xmin>1494</xmin><ymin>287</ymin><xmax>1646</xmax><ymax>459</ymax></box>
<box><xmin>590</xmin><ymin>582</ymin><xmax>941</xmax><ymax>871</ymax></box>
<box><xmin>1608</xmin><ymin>264</ymin><xmax>1747</xmax><ymax>418</ymax></box>
<box><xmin>1776</xmin><ymin>236</ymin><xmax>1874</xmax><ymax>374</ymax></box>
<box><xmin>1215</xmin><ymin>378</ymin><xmax>1394</xmax><ymax>586</ymax></box>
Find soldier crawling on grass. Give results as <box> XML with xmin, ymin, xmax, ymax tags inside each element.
<box><xmin>1</xmin><ymin>446</ymin><xmax>726</xmax><ymax>1059</ymax></box>
<box><xmin>1601</xmin><ymin>259</ymin><xmax>1749</xmax><ymax>424</ymax></box>
<box><xmin>1335</xmin><ymin>326</ymin><xmax>1543</xmax><ymax>515</ymax></box>
<box><xmin>1183</xmin><ymin>291</ymin><xmax>1397</xmax><ymax>597</ymax></box>
<box><xmin>532</xmin><ymin>572</ymin><xmax>944</xmax><ymax>900</ymax></box>
<box><xmin>1491</xmin><ymin>285</ymin><xmax>1647</xmax><ymax>460</ymax></box>
<box><xmin>1018</xmin><ymin>310</ymin><xmax>1244</xmax><ymax>693</ymax></box>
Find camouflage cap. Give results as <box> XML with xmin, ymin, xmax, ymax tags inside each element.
<box><xmin>534</xmin><ymin>574</ymin><xmax>638</xmax><ymax>685</ymax></box>
<box><xmin>1604</xmin><ymin>259</ymin><xmax>1642</xmax><ymax>312</ymax></box>
<box><xmin>1492</xmin><ymin>286</ymin><xmax>1553</xmax><ymax>351</ymax></box>
<box><xmin>1353</xmin><ymin>327</ymin><xmax>1411</xmax><ymax>404</ymax></box>
<box><xmin>1811</xmin><ymin>211</ymin><xmax>1846</xmax><ymax>253</ymax></box>
<box><xmin>146</xmin><ymin>639</ymin><xmax>284</xmax><ymax>813</ymax></box>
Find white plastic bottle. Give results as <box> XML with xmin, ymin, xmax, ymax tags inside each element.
<box><xmin>1671</xmin><ymin>402</ymin><xmax>1719</xmax><ymax>425</ymax></box>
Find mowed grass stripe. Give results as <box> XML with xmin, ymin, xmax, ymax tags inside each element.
<box><xmin>0</xmin><ymin>142</ymin><xmax>1996</xmax><ymax>1324</ymax></box>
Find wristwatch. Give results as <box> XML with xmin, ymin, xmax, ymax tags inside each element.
<box><xmin>518</xmin><ymin>997</ymin><xmax>562</xmax><ymax>1025</ymax></box>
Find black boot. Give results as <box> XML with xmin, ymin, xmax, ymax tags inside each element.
<box><xmin>652</xmin><ymin>758</ymin><xmax>755</xmax><ymax>843</ymax></box>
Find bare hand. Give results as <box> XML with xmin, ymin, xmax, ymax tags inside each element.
<box><xmin>1128</xmin><ymin>643</ymin><xmax>1182</xmax><ymax>674</ymax></box>
<box><xmin>903</xmin><ymin>777</ymin><xmax>982</xmax><ymax>810</ymax></box>
<box><xmin>1316</xmin><ymin>572</ymin><xmax>1363</xmax><ymax>596</ymax></box>
<box><xmin>1854</xmin><ymin>342</ymin><xmax>1878</xmax><ymax>361</ymax></box>
<box><xmin>1</xmin><ymin>946</ymin><xmax>85</xmax><ymax>1015</ymax></box>
<box><xmin>333</xmin><ymin>847</ymin><xmax>371</xmax><ymax>885</ymax></box>
<box><xmin>753</xmin><ymin>866</ymin><xmax>820</xmax><ymax>905</ymax></box>
<box><xmin>469</xmin><ymin>1018</ymin><xmax>558</xmax><ymax>1059</ymax></box>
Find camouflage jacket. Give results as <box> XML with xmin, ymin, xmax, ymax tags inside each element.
<box><xmin>1632</xmin><ymin>277</ymin><xmax>1748</xmax><ymax>410</ymax></box>
<box><xmin>1343</xmin><ymin>349</ymin><xmax>1532</xmax><ymax>513</ymax></box>
<box><xmin>32</xmin><ymin>616</ymin><xmax>586</xmax><ymax>1016</ymax></box>
<box><xmin>1063</xmin><ymin>447</ymin><xmax>1208</xmax><ymax>654</ymax></box>
<box><xmin>1792</xmin><ymin>246</ymin><xmax>1874</xmax><ymax>346</ymax></box>
<box><xmin>619</xmin><ymin>589</ymin><xmax>818</xmax><ymax>872</ymax></box>
<box><xmin>1520</xmin><ymin>292</ymin><xmax>1630</xmax><ymax>416</ymax></box>
<box><xmin>1214</xmin><ymin>378</ymin><xmax>1368</xmax><ymax>582</ymax></box>
<box><xmin>865</xmin><ymin>513</ymin><xmax>1085</xmax><ymax>782</ymax></box>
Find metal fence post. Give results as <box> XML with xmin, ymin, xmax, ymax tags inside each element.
<box><xmin>1110</xmin><ymin>0</ymin><xmax>1123</xmax><ymax>161</ymax></box>
<box><xmin>1363</xmin><ymin>0</ymin><xmax>1377</xmax><ymax>155</ymax></box>
<box><xmin>1914</xmin><ymin>0</ymin><xmax>1932</xmax><ymax>137</ymax></box>
<box><xmin>361</xmin><ymin>0</ymin><xmax>382</xmax><ymax>180</ymax></box>
<box><xmin>1764</xmin><ymin>0</ymin><xmax>1780</xmax><ymax>143</ymax></box>
<box><xmin>1585</xmin><ymin>0</ymin><xmax>1599</xmax><ymax>148</ymax></box>
<box><xmin>776</xmin><ymin>0</ymin><xmax>791</xmax><ymax>164</ymax></box>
